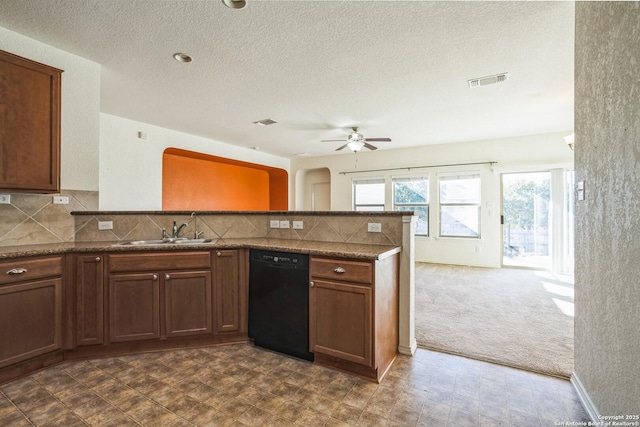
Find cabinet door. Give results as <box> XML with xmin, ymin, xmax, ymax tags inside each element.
<box><xmin>76</xmin><ymin>254</ymin><xmax>104</xmax><ymax>346</ymax></box>
<box><xmin>0</xmin><ymin>50</ymin><xmax>61</xmax><ymax>193</ymax></box>
<box><xmin>213</xmin><ymin>250</ymin><xmax>242</xmax><ymax>333</ymax></box>
<box><xmin>164</xmin><ymin>270</ymin><xmax>212</xmax><ymax>338</ymax></box>
<box><xmin>108</xmin><ymin>273</ymin><xmax>160</xmax><ymax>343</ymax></box>
<box><xmin>0</xmin><ymin>278</ymin><xmax>62</xmax><ymax>368</ymax></box>
<box><xmin>309</xmin><ymin>279</ymin><xmax>372</xmax><ymax>367</ymax></box>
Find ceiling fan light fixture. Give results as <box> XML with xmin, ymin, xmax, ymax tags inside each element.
<box><xmin>222</xmin><ymin>0</ymin><xmax>247</xmax><ymax>9</ymax></box>
<box><xmin>347</xmin><ymin>140</ymin><xmax>365</xmax><ymax>152</ymax></box>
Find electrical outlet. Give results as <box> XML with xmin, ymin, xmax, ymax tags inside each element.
<box><xmin>53</xmin><ymin>196</ymin><xmax>69</xmax><ymax>204</ymax></box>
<box><xmin>292</xmin><ymin>221</ymin><xmax>303</xmax><ymax>230</ymax></box>
<box><xmin>368</xmin><ymin>223</ymin><xmax>382</xmax><ymax>233</ymax></box>
<box><xmin>270</xmin><ymin>220</ymin><xmax>280</xmax><ymax>228</ymax></box>
<box><xmin>98</xmin><ymin>221</ymin><xmax>113</xmax><ymax>230</ymax></box>
<box><xmin>0</xmin><ymin>194</ymin><xmax>10</xmax><ymax>204</ymax></box>
<box><xmin>279</xmin><ymin>220</ymin><xmax>290</xmax><ymax>229</ymax></box>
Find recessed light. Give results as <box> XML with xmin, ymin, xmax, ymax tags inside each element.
<box><xmin>222</xmin><ymin>0</ymin><xmax>247</xmax><ymax>9</ymax></box>
<box><xmin>173</xmin><ymin>53</ymin><xmax>193</xmax><ymax>63</ymax></box>
<box><xmin>296</xmin><ymin>152</ymin><xmax>311</xmax><ymax>157</ymax></box>
<box><xmin>250</xmin><ymin>146</ymin><xmax>260</xmax><ymax>150</ymax></box>
<box><xmin>252</xmin><ymin>119</ymin><xmax>278</xmax><ymax>126</ymax></box>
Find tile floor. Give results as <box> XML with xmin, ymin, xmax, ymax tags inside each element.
<box><xmin>0</xmin><ymin>344</ymin><xmax>589</xmax><ymax>426</ymax></box>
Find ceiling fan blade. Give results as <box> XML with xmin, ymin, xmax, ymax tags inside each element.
<box><xmin>335</xmin><ymin>144</ymin><xmax>348</xmax><ymax>151</ymax></box>
<box><xmin>364</xmin><ymin>138</ymin><xmax>391</xmax><ymax>142</ymax></box>
<box><xmin>321</xmin><ymin>139</ymin><xmax>348</xmax><ymax>143</ymax></box>
<box><xmin>363</xmin><ymin>142</ymin><xmax>378</xmax><ymax>151</ymax></box>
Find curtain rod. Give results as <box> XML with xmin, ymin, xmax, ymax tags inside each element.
<box><xmin>338</xmin><ymin>161</ymin><xmax>497</xmax><ymax>175</ymax></box>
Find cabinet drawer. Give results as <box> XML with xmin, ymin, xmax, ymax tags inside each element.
<box><xmin>0</xmin><ymin>256</ymin><xmax>63</xmax><ymax>286</ymax></box>
<box><xmin>108</xmin><ymin>251</ymin><xmax>211</xmax><ymax>272</ymax></box>
<box><xmin>310</xmin><ymin>258</ymin><xmax>373</xmax><ymax>284</ymax></box>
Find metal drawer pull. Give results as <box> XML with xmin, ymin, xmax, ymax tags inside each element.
<box><xmin>310</xmin><ymin>281</ymin><xmax>315</xmax><ymax>287</ymax></box>
<box><xmin>217</xmin><ymin>252</ymin><xmax>222</xmax><ymax>257</ymax></box>
<box><xmin>152</xmin><ymin>274</ymin><xmax>158</xmax><ymax>280</ymax></box>
<box><xmin>95</xmin><ymin>256</ymin><xmax>101</xmax><ymax>262</ymax></box>
<box><xmin>165</xmin><ymin>274</ymin><xmax>171</xmax><ymax>280</ymax></box>
<box><xmin>7</xmin><ymin>268</ymin><xmax>28</xmax><ymax>275</ymax></box>
<box><xmin>333</xmin><ymin>267</ymin><xmax>346</xmax><ymax>274</ymax></box>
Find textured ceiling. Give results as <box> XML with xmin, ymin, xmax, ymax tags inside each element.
<box><xmin>0</xmin><ymin>1</ymin><xmax>574</xmax><ymax>159</ymax></box>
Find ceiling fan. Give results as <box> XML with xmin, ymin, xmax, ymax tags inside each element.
<box><xmin>321</xmin><ymin>127</ymin><xmax>392</xmax><ymax>152</ymax></box>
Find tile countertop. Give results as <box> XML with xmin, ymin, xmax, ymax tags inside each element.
<box><xmin>0</xmin><ymin>238</ymin><xmax>401</xmax><ymax>261</ymax></box>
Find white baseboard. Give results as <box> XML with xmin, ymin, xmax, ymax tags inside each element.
<box><xmin>571</xmin><ymin>372</ymin><xmax>601</xmax><ymax>422</ymax></box>
<box><xmin>398</xmin><ymin>339</ymin><xmax>418</xmax><ymax>356</ymax></box>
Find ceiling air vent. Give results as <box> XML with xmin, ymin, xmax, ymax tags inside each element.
<box><xmin>252</xmin><ymin>118</ymin><xmax>278</xmax><ymax>126</ymax></box>
<box><xmin>468</xmin><ymin>72</ymin><xmax>509</xmax><ymax>88</ymax></box>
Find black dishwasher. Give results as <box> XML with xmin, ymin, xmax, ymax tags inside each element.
<box><xmin>248</xmin><ymin>249</ymin><xmax>314</xmax><ymax>361</ymax></box>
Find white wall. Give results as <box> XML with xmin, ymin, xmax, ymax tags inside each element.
<box><xmin>0</xmin><ymin>26</ymin><xmax>101</xmax><ymax>191</ymax></box>
<box><xmin>99</xmin><ymin>114</ymin><xmax>291</xmax><ymax>211</ymax></box>
<box><xmin>291</xmin><ymin>132</ymin><xmax>574</xmax><ymax>267</ymax></box>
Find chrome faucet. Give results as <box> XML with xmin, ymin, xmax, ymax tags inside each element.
<box><xmin>172</xmin><ymin>220</ymin><xmax>188</xmax><ymax>238</ymax></box>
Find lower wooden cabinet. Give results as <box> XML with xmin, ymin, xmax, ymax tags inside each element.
<box><xmin>108</xmin><ymin>273</ymin><xmax>161</xmax><ymax>343</ymax></box>
<box><xmin>213</xmin><ymin>250</ymin><xmax>245</xmax><ymax>334</ymax></box>
<box><xmin>107</xmin><ymin>251</ymin><xmax>213</xmax><ymax>343</ymax></box>
<box><xmin>310</xmin><ymin>279</ymin><xmax>372</xmax><ymax>366</ymax></box>
<box><xmin>164</xmin><ymin>270</ymin><xmax>212</xmax><ymax>337</ymax></box>
<box><xmin>309</xmin><ymin>255</ymin><xmax>398</xmax><ymax>381</ymax></box>
<box><xmin>0</xmin><ymin>256</ymin><xmax>63</xmax><ymax>369</ymax></box>
<box><xmin>75</xmin><ymin>254</ymin><xmax>104</xmax><ymax>346</ymax></box>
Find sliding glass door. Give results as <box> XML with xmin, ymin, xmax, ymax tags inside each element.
<box><xmin>502</xmin><ymin>172</ymin><xmax>552</xmax><ymax>269</ymax></box>
<box><xmin>502</xmin><ymin>170</ymin><xmax>574</xmax><ymax>271</ymax></box>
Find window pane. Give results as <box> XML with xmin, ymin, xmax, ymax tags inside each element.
<box><xmin>394</xmin><ymin>180</ymin><xmax>428</xmax><ymax>204</ymax></box>
<box><xmin>354</xmin><ymin>183</ymin><xmax>385</xmax><ymax>205</ymax></box>
<box><xmin>396</xmin><ymin>205</ymin><xmax>428</xmax><ymax>235</ymax></box>
<box><xmin>440</xmin><ymin>206</ymin><xmax>480</xmax><ymax>237</ymax></box>
<box><xmin>439</xmin><ymin>176</ymin><xmax>480</xmax><ymax>204</ymax></box>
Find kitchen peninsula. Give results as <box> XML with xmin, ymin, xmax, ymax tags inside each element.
<box><xmin>0</xmin><ymin>211</ymin><xmax>416</xmax><ymax>385</ymax></box>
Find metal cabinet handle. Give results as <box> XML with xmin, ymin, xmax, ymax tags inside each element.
<box><xmin>7</xmin><ymin>268</ymin><xmax>28</xmax><ymax>275</ymax></box>
<box><xmin>216</xmin><ymin>252</ymin><xmax>222</xmax><ymax>257</ymax></box>
<box><xmin>310</xmin><ymin>281</ymin><xmax>315</xmax><ymax>287</ymax></box>
<box><xmin>152</xmin><ymin>274</ymin><xmax>158</xmax><ymax>280</ymax></box>
<box><xmin>333</xmin><ymin>267</ymin><xmax>346</xmax><ymax>274</ymax></box>
<box><xmin>95</xmin><ymin>256</ymin><xmax>101</xmax><ymax>262</ymax></box>
<box><xmin>165</xmin><ymin>274</ymin><xmax>171</xmax><ymax>280</ymax></box>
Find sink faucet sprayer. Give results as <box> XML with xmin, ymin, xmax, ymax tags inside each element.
<box><xmin>191</xmin><ymin>212</ymin><xmax>204</xmax><ymax>239</ymax></box>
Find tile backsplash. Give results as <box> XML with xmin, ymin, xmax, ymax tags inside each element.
<box><xmin>74</xmin><ymin>212</ymin><xmax>404</xmax><ymax>246</ymax></box>
<box><xmin>0</xmin><ymin>190</ymin><xmax>98</xmax><ymax>247</ymax></box>
<box><xmin>0</xmin><ymin>190</ymin><xmax>405</xmax><ymax>248</ymax></box>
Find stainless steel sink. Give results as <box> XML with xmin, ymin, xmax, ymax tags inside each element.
<box><xmin>113</xmin><ymin>238</ymin><xmax>216</xmax><ymax>246</ymax></box>
<box><xmin>174</xmin><ymin>238</ymin><xmax>216</xmax><ymax>244</ymax></box>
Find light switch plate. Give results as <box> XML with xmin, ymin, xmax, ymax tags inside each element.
<box><xmin>270</xmin><ymin>220</ymin><xmax>280</xmax><ymax>228</ymax></box>
<box><xmin>0</xmin><ymin>194</ymin><xmax>10</xmax><ymax>204</ymax></box>
<box><xmin>368</xmin><ymin>223</ymin><xmax>382</xmax><ymax>233</ymax></box>
<box><xmin>279</xmin><ymin>220</ymin><xmax>290</xmax><ymax>229</ymax></box>
<box><xmin>98</xmin><ymin>221</ymin><xmax>113</xmax><ymax>230</ymax></box>
<box><xmin>292</xmin><ymin>221</ymin><xmax>303</xmax><ymax>229</ymax></box>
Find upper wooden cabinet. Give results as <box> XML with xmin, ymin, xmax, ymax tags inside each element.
<box><xmin>0</xmin><ymin>50</ymin><xmax>62</xmax><ymax>193</ymax></box>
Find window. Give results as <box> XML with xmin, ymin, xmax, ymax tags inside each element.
<box><xmin>353</xmin><ymin>178</ymin><xmax>385</xmax><ymax>211</ymax></box>
<box><xmin>393</xmin><ymin>177</ymin><xmax>429</xmax><ymax>235</ymax></box>
<box><xmin>439</xmin><ymin>173</ymin><xmax>481</xmax><ymax>237</ymax></box>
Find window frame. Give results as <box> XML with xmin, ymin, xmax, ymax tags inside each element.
<box><xmin>352</xmin><ymin>177</ymin><xmax>386</xmax><ymax>211</ymax></box>
<box><xmin>438</xmin><ymin>172</ymin><xmax>481</xmax><ymax>238</ymax></box>
<box><xmin>392</xmin><ymin>175</ymin><xmax>429</xmax><ymax>236</ymax></box>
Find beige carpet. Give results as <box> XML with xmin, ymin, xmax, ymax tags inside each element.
<box><xmin>414</xmin><ymin>263</ymin><xmax>574</xmax><ymax>378</ymax></box>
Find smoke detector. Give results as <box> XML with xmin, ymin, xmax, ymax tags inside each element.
<box><xmin>468</xmin><ymin>73</ymin><xmax>509</xmax><ymax>88</ymax></box>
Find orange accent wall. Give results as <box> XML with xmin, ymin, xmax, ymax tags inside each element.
<box><xmin>162</xmin><ymin>148</ymin><xmax>288</xmax><ymax>211</ymax></box>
